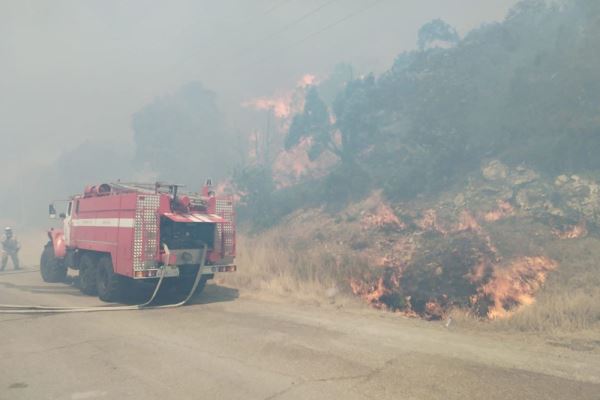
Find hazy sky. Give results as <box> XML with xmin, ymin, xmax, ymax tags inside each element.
<box><xmin>0</xmin><ymin>0</ymin><xmax>519</xmax><ymax>170</ymax></box>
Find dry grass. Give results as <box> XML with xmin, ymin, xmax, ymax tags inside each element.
<box><xmin>221</xmin><ymin>226</ymin><xmax>366</xmax><ymax>305</ymax></box>
<box><xmin>446</xmin><ymin>289</ymin><xmax>600</xmax><ymax>338</ymax></box>
<box><xmin>495</xmin><ymin>288</ymin><xmax>600</xmax><ymax>332</ymax></box>
<box><xmin>224</xmin><ymin>206</ymin><xmax>600</xmax><ymax>335</ymax></box>
<box><xmin>447</xmin><ymin>236</ymin><xmax>600</xmax><ymax>334</ymax></box>
<box><xmin>492</xmin><ymin>236</ymin><xmax>600</xmax><ymax>333</ymax></box>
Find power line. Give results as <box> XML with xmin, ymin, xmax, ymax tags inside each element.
<box><xmin>238</xmin><ymin>0</ymin><xmax>296</xmax><ymax>26</ymax></box>
<box><xmin>221</xmin><ymin>0</ymin><xmax>341</xmax><ymax>64</ymax></box>
<box><xmin>156</xmin><ymin>1</ymin><xmax>298</xmax><ymax>78</ymax></box>
<box><xmin>158</xmin><ymin>0</ymin><xmax>386</xmax><ymax>85</ymax></box>
<box><xmin>253</xmin><ymin>0</ymin><xmax>387</xmax><ymax>65</ymax></box>
<box><xmin>258</xmin><ymin>0</ymin><xmax>341</xmax><ymax>44</ymax></box>
<box><xmin>261</xmin><ymin>0</ymin><xmax>296</xmax><ymax>17</ymax></box>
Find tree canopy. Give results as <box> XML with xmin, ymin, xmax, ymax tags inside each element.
<box><xmin>283</xmin><ymin>0</ymin><xmax>600</xmax><ymax>202</ymax></box>
<box><xmin>417</xmin><ymin>19</ymin><xmax>460</xmax><ymax>50</ymax></box>
<box><xmin>285</xmin><ymin>75</ymin><xmax>380</xmax><ymax>165</ymax></box>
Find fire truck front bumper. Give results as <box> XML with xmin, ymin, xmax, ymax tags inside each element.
<box><xmin>133</xmin><ymin>264</ymin><xmax>237</xmax><ymax>279</ymax></box>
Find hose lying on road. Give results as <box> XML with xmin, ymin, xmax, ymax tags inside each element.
<box><xmin>0</xmin><ymin>268</ymin><xmax>41</xmax><ymax>275</ymax></box>
<box><xmin>0</xmin><ymin>245</ymin><xmax>206</xmax><ymax>314</ymax></box>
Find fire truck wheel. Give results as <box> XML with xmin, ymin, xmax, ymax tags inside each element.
<box><xmin>78</xmin><ymin>254</ymin><xmax>98</xmax><ymax>295</ymax></box>
<box><xmin>40</xmin><ymin>242</ymin><xmax>67</xmax><ymax>283</ymax></box>
<box><xmin>96</xmin><ymin>256</ymin><xmax>126</xmax><ymax>302</ymax></box>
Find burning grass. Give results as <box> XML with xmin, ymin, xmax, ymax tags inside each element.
<box><xmin>226</xmin><ymin>203</ymin><xmax>565</xmax><ymax>325</ymax></box>
<box><xmin>225</xmin><ymin>213</ymin><xmax>599</xmax><ymax>332</ymax></box>
<box><xmin>494</xmin><ymin>237</ymin><xmax>600</xmax><ymax>332</ymax></box>
<box><xmin>227</xmin><ymin>162</ymin><xmax>600</xmax><ymax>332</ymax></box>
<box><xmin>478</xmin><ymin>257</ymin><xmax>558</xmax><ymax>319</ymax></box>
<box><xmin>484</xmin><ymin>200</ymin><xmax>514</xmax><ymax>222</ymax></box>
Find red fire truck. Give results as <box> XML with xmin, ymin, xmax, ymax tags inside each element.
<box><xmin>41</xmin><ymin>182</ymin><xmax>236</xmax><ymax>302</ymax></box>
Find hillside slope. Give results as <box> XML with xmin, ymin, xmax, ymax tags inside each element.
<box><xmin>227</xmin><ymin>0</ymin><xmax>600</xmax><ymax>333</ymax></box>
<box><xmin>229</xmin><ymin>161</ymin><xmax>600</xmax><ymax>332</ymax></box>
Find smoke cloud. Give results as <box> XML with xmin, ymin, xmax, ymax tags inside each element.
<box><xmin>0</xmin><ymin>0</ymin><xmax>516</xmax><ymax>226</ymax></box>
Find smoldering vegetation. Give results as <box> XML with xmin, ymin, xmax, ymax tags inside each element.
<box><xmin>227</xmin><ymin>162</ymin><xmax>600</xmax><ymax>332</ymax></box>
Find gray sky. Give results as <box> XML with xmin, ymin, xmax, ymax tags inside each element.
<box><xmin>0</xmin><ymin>0</ymin><xmax>519</xmax><ymax>173</ymax></box>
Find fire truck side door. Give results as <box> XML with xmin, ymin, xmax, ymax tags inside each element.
<box><xmin>64</xmin><ymin>201</ymin><xmax>73</xmax><ymax>246</ymax></box>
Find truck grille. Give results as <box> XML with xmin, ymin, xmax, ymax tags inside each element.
<box><xmin>215</xmin><ymin>198</ymin><xmax>235</xmax><ymax>256</ymax></box>
<box><xmin>133</xmin><ymin>195</ymin><xmax>160</xmax><ymax>271</ymax></box>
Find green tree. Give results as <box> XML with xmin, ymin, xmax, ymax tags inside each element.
<box><xmin>318</xmin><ymin>63</ymin><xmax>355</xmax><ymax>105</ymax></box>
<box><xmin>285</xmin><ymin>76</ymin><xmax>380</xmax><ymax>165</ymax></box>
<box><xmin>332</xmin><ymin>75</ymin><xmax>380</xmax><ymax>164</ymax></box>
<box><xmin>231</xmin><ymin>164</ymin><xmax>275</xmax><ymax>225</ymax></box>
<box><xmin>417</xmin><ymin>19</ymin><xmax>459</xmax><ymax>50</ymax></box>
<box><xmin>285</xmin><ymin>86</ymin><xmax>331</xmax><ymax>160</ymax></box>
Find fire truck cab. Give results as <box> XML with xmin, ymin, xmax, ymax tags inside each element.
<box><xmin>41</xmin><ymin>182</ymin><xmax>236</xmax><ymax>302</ymax></box>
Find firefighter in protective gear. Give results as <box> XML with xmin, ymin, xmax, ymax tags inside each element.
<box><xmin>1</xmin><ymin>227</ymin><xmax>20</xmax><ymax>271</ymax></box>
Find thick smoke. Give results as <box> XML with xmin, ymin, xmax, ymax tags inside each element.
<box><xmin>0</xmin><ymin>0</ymin><xmax>517</xmax><ymax>262</ymax></box>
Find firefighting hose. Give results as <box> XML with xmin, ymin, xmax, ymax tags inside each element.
<box><xmin>0</xmin><ymin>244</ymin><xmax>206</xmax><ymax>314</ymax></box>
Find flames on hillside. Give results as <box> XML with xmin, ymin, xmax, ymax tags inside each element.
<box><xmin>484</xmin><ymin>200</ymin><xmax>514</xmax><ymax>222</ymax></box>
<box><xmin>553</xmin><ymin>221</ymin><xmax>587</xmax><ymax>239</ymax></box>
<box><xmin>271</xmin><ymin>137</ymin><xmax>338</xmax><ymax>187</ymax></box>
<box><xmin>242</xmin><ymin>74</ymin><xmax>338</xmax><ymax>188</ymax></box>
<box><xmin>350</xmin><ymin>194</ymin><xmax>559</xmax><ymax>320</ymax></box>
<box><xmin>478</xmin><ymin>256</ymin><xmax>557</xmax><ymax>319</ymax></box>
<box><xmin>243</xmin><ymin>74</ymin><xmax>316</xmax><ymax>120</ymax></box>
<box><xmin>239</xmin><ymin>78</ymin><xmax>573</xmax><ymax>322</ymax></box>
<box><xmin>349</xmin><ymin>248</ymin><xmax>557</xmax><ymax>321</ymax></box>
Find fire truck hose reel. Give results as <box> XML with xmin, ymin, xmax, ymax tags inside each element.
<box><xmin>0</xmin><ymin>245</ymin><xmax>207</xmax><ymax>314</ymax></box>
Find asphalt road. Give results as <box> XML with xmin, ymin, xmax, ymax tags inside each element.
<box><xmin>0</xmin><ymin>268</ymin><xmax>598</xmax><ymax>400</ymax></box>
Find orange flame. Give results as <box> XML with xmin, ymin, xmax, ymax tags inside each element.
<box><xmin>271</xmin><ymin>137</ymin><xmax>337</xmax><ymax>188</ymax></box>
<box><xmin>553</xmin><ymin>221</ymin><xmax>588</xmax><ymax>239</ymax></box>
<box><xmin>484</xmin><ymin>200</ymin><xmax>514</xmax><ymax>222</ymax></box>
<box><xmin>350</xmin><ymin>276</ymin><xmax>389</xmax><ymax>309</ymax></box>
<box><xmin>348</xmin><ymin>202</ymin><xmax>557</xmax><ymax>319</ymax></box>
<box><xmin>415</xmin><ymin>209</ymin><xmax>446</xmax><ymax>233</ymax></box>
<box><xmin>242</xmin><ymin>74</ymin><xmax>317</xmax><ymax>119</ymax></box>
<box><xmin>243</xmin><ymin>98</ymin><xmax>291</xmax><ymax>119</ymax></box>
<box><xmin>362</xmin><ymin>203</ymin><xmax>405</xmax><ymax>231</ymax></box>
<box><xmin>424</xmin><ymin>300</ymin><xmax>445</xmax><ymax>319</ymax></box>
<box><xmin>242</xmin><ymin>74</ymin><xmax>331</xmax><ymax>188</ymax></box>
<box><xmin>456</xmin><ymin>210</ymin><xmax>481</xmax><ymax>232</ymax></box>
<box><xmin>466</xmin><ymin>260</ymin><xmax>488</xmax><ymax>284</ymax></box>
<box><xmin>480</xmin><ymin>256</ymin><xmax>558</xmax><ymax>319</ymax></box>
<box><xmin>349</xmin><ymin>267</ymin><xmax>406</xmax><ymax>312</ymax></box>
<box><xmin>299</xmin><ymin>74</ymin><xmax>317</xmax><ymax>86</ymax></box>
